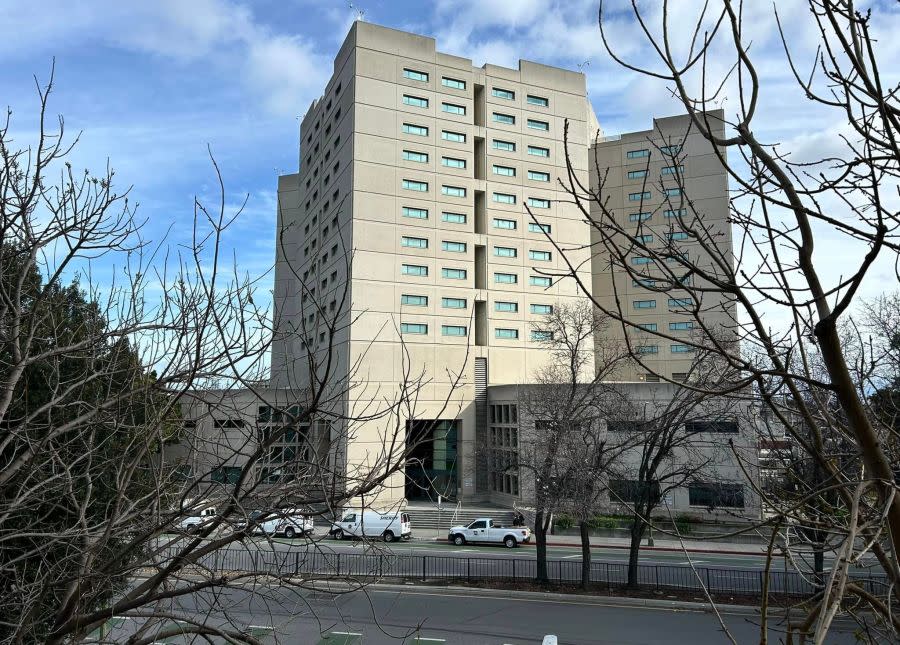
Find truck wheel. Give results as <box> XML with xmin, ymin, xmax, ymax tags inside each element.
<box><xmin>503</xmin><ymin>535</ymin><xmax>517</xmax><ymax>549</ymax></box>
<box><xmin>383</xmin><ymin>530</ymin><xmax>395</xmax><ymax>543</ymax></box>
<box><xmin>334</xmin><ymin>529</ymin><xmax>345</xmax><ymax>540</ymax></box>
<box><xmin>453</xmin><ymin>534</ymin><xmax>466</xmax><ymax>546</ymax></box>
<box><xmin>284</xmin><ymin>527</ymin><xmax>296</xmax><ymax>539</ymax></box>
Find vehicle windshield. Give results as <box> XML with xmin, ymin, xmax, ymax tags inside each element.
<box><xmin>249</xmin><ymin>510</ymin><xmax>263</xmax><ymax>520</ymax></box>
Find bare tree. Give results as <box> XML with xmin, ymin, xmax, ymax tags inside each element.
<box><xmin>0</xmin><ymin>69</ymin><xmax>463</xmax><ymax>644</ymax></box>
<box><xmin>515</xmin><ymin>301</ymin><xmax>628</xmax><ymax>586</ymax></box>
<box><xmin>545</xmin><ymin>1</ymin><xmax>900</xmax><ymax>639</ymax></box>
<box><xmin>604</xmin><ymin>362</ymin><xmax>743</xmax><ymax>588</ymax></box>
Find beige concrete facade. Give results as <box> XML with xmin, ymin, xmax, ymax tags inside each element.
<box><xmin>271</xmin><ymin>22</ymin><xmax>597</xmax><ymax>505</ymax></box>
<box><xmin>589</xmin><ymin>112</ymin><xmax>735</xmax><ymax>382</ymax></box>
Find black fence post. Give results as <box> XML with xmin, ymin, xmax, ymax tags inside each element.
<box><xmin>336</xmin><ymin>552</ymin><xmax>341</xmax><ymax>577</ymax></box>
<box><xmin>705</xmin><ymin>567</ymin><xmax>711</xmax><ymax>593</ymax></box>
<box><xmin>655</xmin><ymin>565</ymin><xmax>660</xmax><ymax>590</ymax></box>
<box><xmin>422</xmin><ymin>555</ymin><xmax>427</xmax><ymax>581</ymax></box>
<box><xmin>512</xmin><ymin>557</ymin><xmax>516</xmax><ymax>580</ymax></box>
<box><xmin>467</xmin><ymin>557</ymin><xmax>471</xmax><ymax>582</ymax></box>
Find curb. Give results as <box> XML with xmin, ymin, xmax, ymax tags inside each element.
<box><xmin>361</xmin><ymin>581</ymin><xmax>767</xmax><ymax>614</ymax></box>
<box><xmin>409</xmin><ymin>536</ymin><xmax>765</xmax><ymax>557</ymax></box>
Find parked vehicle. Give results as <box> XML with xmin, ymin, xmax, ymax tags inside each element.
<box><xmin>447</xmin><ymin>517</ymin><xmax>531</xmax><ymax>548</ymax></box>
<box><xmin>176</xmin><ymin>506</ymin><xmax>218</xmax><ymax>533</ymax></box>
<box><xmin>330</xmin><ymin>509</ymin><xmax>411</xmax><ymax>542</ymax></box>
<box><xmin>251</xmin><ymin>508</ymin><xmax>315</xmax><ymax>538</ymax></box>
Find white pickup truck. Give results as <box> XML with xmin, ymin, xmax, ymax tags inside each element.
<box><xmin>448</xmin><ymin>517</ymin><xmax>531</xmax><ymax>548</ymax></box>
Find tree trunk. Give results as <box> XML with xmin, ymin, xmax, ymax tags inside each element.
<box><xmin>535</xmin><ymin>509</ymin><xmax>549</xmax><ymax>585</ymax></box>
<box><xmin>627</xmin><ymin>516</ymin><xmax>646</xmax><ymax>588</ymax></box>
<box><xmin>579</xmin><ymin>519</ymin><xmax>591</xmax><ymax>589</ymax></box>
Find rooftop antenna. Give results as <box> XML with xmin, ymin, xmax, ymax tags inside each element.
<box><xmin>577</xmin><ymin>60</ymin><xmax>591</xmax><ymax>73</ymax></box>
<box><xmin>349</xmin><ymin>2</ymin><xmax>365</xmax><ymax>21</ymax></box>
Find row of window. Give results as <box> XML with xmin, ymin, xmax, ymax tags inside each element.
<box><xmin>400</xmin><ymin>207</ymin><xmax>552</xmax><ymax>234</ymax></box>
<box><xmin>400</xmin><ymin>123</ymin><xmax>551</xmax><ymax>159</ymax></box>
<box><xmin>629</xmin><ymin>187</ymin><xmax>683</xmax><ymax>201</ymax></box>
<box><xmin>399</xmin><ymin>323</ymin><xmax>549</xmax><ymax>340</ymax></box>
<box><xmin>401</xmin><ymin>296</ymin><xmax>553</xmax><ymax>315</ymax></box>
<box><xmin>400</xmin><ymin>151</ymin><xmax>550</xmax><ymax>182</ymax></box>
<box><xmin>609</xmin><ymin>479</ymin><xmax>744</xmax><ymax>509</ymax></box>
<box><xmin>401</xmin><ymin>68</ymin><xmax>550</xmax><ymax>108</ymax></box>
<box><xmin>632</xmin><ymin>298</ymin><xmax>695</xmax><ymax>309</ymax></box>
<box><xmin>626</xmin><ymin>165</ymin><xmax>684</xmax><ymax>179</ymax></box>
<box><xmin>628</xmin><ymin>209</ymin><xmax>688</xmax><ymax>222</ymax></box>
<box><xmin>400</xmin><ymin>237</ymin><xmax>550</xmax><ymax>260</ymax></box>
<box><xmin>634</xmin><ymin>343</ymin><xmax>696</xmax><ymax>354</ymax></box>
<box><xmin>401</xmin><ymin>180</ymin><xmax>551</xmax><ymax>209</ymax></box>
<box><xmin>631</xmin><ymin>321</ymin><xmax>695</xmax><ymax>332</ymax></box>
<box><xmin>400</xmin><ymin>264</ymin><xmax>554</xmax><ymax>287</ymax></box>
<box><xmin>626</xmin><ymin>145</ymin><xmax>682</xmax><ymax>158</ymax></box>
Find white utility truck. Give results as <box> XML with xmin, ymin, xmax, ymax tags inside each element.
<box><xmin>330</xmin><ymin>509</ymin><xmax>412</xmax><ymax>542</ymax></box>
<box><xmin>247</xmin><ymin>508</ymin><xmax>315</xmax><ymax>538</ymax></box>
<box><xmin>447</xmin><ymin>517</ymin><xmax>531</xmax><ymax>548</ymax></box>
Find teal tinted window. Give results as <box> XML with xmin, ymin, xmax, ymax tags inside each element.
<box><xmin>493</xmin><ymin>112</ymin><xmax>515</xmax><ymax>124</ymax></box>
<box><xmin>493</xmin><ymin>218</ymin><xmax>516</xmax><ymax>229</ymax></box>
<box><xmin>530</xmin><ymin>304</ymin><xmax>552</xmax><ymax>314</ymax></box>
<box><xmin>442</xmin><ymin>77</ymin><xmax>466</xmax><ymax>90</ymax></box>
<box><xmin>529</xmin><ymin>250</ymin><xmax>551</xmax><ymax>261</ymax></box>
<box><xmin>633</xmin><ymin>300</ymin><xmax>656</xmax><ymax>309</ymax></box>
<box><xmin>671</xmin><ymin>344</ymin><xmax>694</xmax><ymax>353</ymax></box>
<box><xmin>401</xmin><ymin>323</ymin><xmax>428</xmax><ymax>334</ymax></box>
<box><xmin>401</xmin><ymin>294</ymin><xmax>428</xmax><ymax>306</ymax></box>
<box><xmin>527</xmin><ymin>197</ymin><xmax>550</xmax><ymax>208</ymax></box>
<box><xmin>442</xmin><ymin>268</ymin><xmax>467</xmax><ymax>280</ymax></box>
<box><xmin>638</xmin><ymin>323</ymin><xmax>658</xmax><ymax>331</ymax></box>
<box><xmin>403</xmin><ymin>150</ymin><xmax>428</xmax><ymax>162</ymax></box>
<box><xmin>629</xmin><ymin>212</ymin><xmax>651</xmax><ymax>222</ymax></box>
<box><xmin>628</xmin><ymin>169</ymin><xmax>648</xmax><ymax>179</ymax></box>
<box><xmin>403</xmin><ymin>68</ymin><xmax>429</xmax><ymax>82</ymax></box>
<box><xmin>442</xmin><ymin>325</ymin><xmax>467</xmax><ymax>336</ymax></box>
<box><xmin>442</xmin><ymin>241</ymin><xmax>466</xmax><ymax>252</ymax></box>
<box><xmin>493</xmin><ymin>193</ymin><xmax>516</xmax><ymax>204</ymax></box>
<box><xmin>495</xmin><ymin>301</ymin><xmax>518</xmax><ymax>312</ymax></box>
<box><xmin>493</xmin><ymin>139</ymin><xmax>516</xmax><ymax>151</ymax></box>
<box><xmin>402</xmin><ymin>123</ymin><xmax>428</xmax><ymax>136</ymax></box>
<box><xmin>528</xmin><ymin>222</ymin><xmax>551</xmax><ymax>233</ymax></box>
<box><xmin>661</xmin><ymin>145</ymin><xmax>682</xmax><ymax>155</ymax></box>
<box><xmin>667</xmin><ymin>232</ymin><xmax>689</xmax><ymax>241</ymax></box>
<box><xmin>494</xmin><ymin>246</ymin><xmax>517</xmax><ymax>258</ymax></box>
<box><xmin>403</xmin><ymin>179</ymin><xmax>428</xmax><ymax>192</ymax></box>
<box><xmin>627</xmin><ymin>149</ymin><xmax>650</xmax><ymax>158</ymax></box>
<box><xmin>402</xmin><ymin>95</ymin><xmax>428</xmax><ymax>108</ymax></box>
<box><xmin>442</xmin><ymin>185</ymin><xmax>466</xmax><ymax>197</ymax></box>
<box><xmin>528</xmin><ymin>145</ymin><xmax>550</xmax><ymax>157</ymax></box>
<box><xmin>664</xmin><ymin>208</ymin><xmax>687</xmax><ymax>218</ymax></box>
<box><xmin>442</xmin><ymin>157</ymin><xmax>466</xmax><ymax>168</ymax></box>
<box><xmin>401</xmin><ymin>264</ymin><xmax>428</xmax><ymax>276</ymax></box>
<box><xmin>442</xmin><ymin>130</ymin><xmax>466</xmax><ymax>143</ymax></box>
<box><xmin>401</xmin><ymin>236</ymin><xmax>428</xmax><ymax>248</ymax></box>
<box><xmin>632</xmin><ymin>257</ymin><xmax>652</xmax><ymax>265</ymax></box>
<box><xmin>442</xmin><ymin>297</ymin><xmax>467</xmax><ymax>309</ymax></box>
<box><xmin>670</xmin><ymin>321</ymin><xmax>694</xmax><ymax>331</ymax></box>
<box><xmin>442</xmin><ymin>102</ymin><xmax>466</xmax><ymax>115</ymax></box>
<box><xmin>664</xmin><ymin>187</ymin><xmax>683</xmax><ymax>197</ymax></box>
<box><xmin>668</xmin><ymin>298</ymin><xmax>693</xmax><ymax>307</ymax></box>
<box><xmin>528</xmin><ymin>170</ymin><xmax>550</xmax><ymax>182</ymax></box>
<box><xmin>527</xmin><ymin>119</ymin><xmax>549</xmax><ymax>131</ymax></box>
<box><xmin>494</xmin><ymin>272</ymin><xmax>517</xmax><ymax>284</ymax></box>
<box><xmin>493</xmin><ymin>165</ymin><xmax>516</xmax><ymax>177</ymax></box>
<box><xmin>442</xmin><ymin>212</ymin><xmax>467</xmax><ymax>224</ymax></box>
<box><xmin>492</xmin><ymin>87</ymin><xmax>515</xmax><ymax>100</ymax></box>
<box><xmin>495</xmin><ymin>328</ymin><xmax>519</xmax><ymax>339</ymax></box>
<box><xmin>527</xmin><ymin>95</ymin><xmax>549</xmax><ymax>107</ymax></box>
<box><xmin>529</xmin><ymin>275</ymin><xmax>552</xmax><ymax>287</ymax></box>
<box><xmin>636</xmin><ymin>345</ymin><xmax>659</xmax><ymax>354</ymax></box>
<box><xmin>629</xmin><ymin>191</ymin><xmax>651</xmax><ymax>201</ymax></box>
<box><xmin>402</xmin><ymin>206</ymin><xmax>428</xmax><ymax>219</ymax></box>
<box><xmin>531</xmin><ymin>330</ymin><xmax>553</xmax><ymax>341</ymax></box>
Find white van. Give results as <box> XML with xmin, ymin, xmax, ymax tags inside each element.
<box><xmin>329</xmin><ymin>509</ymin><xmax>411</xmax><ymax>542</ymax></box>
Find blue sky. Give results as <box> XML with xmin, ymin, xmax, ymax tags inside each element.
<box><xmin>3</xmin><ymin>0</ymin><xmax>898</xmax><ymax>316</ymax></box>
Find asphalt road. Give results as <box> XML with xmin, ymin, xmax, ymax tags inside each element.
<box><xmin>108</xmin><ymin>583</ymin><xmax>862</xmax><ymax>644</ymax></box>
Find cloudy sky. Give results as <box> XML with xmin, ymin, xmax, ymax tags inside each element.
<box><xmin>3</xmin><ymin>0</ymin><xmax>898</xmax><ymax>316</ymax></box>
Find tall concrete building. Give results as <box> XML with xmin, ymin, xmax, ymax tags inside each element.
<box><xmin>589</xmin><ymin>113</ymin><xmax>734</xmax><ymax>382</ymax></box>
<box><xmin>271</xmin><ymin>21</ymin><xmax>598</xmax><ymax>506</ymax></box>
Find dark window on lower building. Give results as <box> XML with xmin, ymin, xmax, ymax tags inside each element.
<box><xmin>609</xmin><ymin>479</ymin><xmax>661</xmax><ymax>504</ymax></box>
<box><xmin>688</xmin><ymin>483</ymin><xmax>744</xmax><ymax>508</ymax></box>
<box><xmin>211</xmin><ymin>466</ymin><xmax>242</xmax><ymax>484</ymax></box>
<box><xmin>685</xmin><ymin>420</ymin><xmax>738</xmax><ymax>434</ymax></box>
<box><xmin>607</xmin><ymin>420</ymin><xmax>642</xmax><ymax>433</ymax></box>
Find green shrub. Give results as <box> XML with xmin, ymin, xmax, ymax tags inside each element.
<box><xmin>554</xmin><ymin>512</ymin><xmax>575</xmax><ymax>530</ymax></box>
<box><xmin>588</xmin><ymin>514</ymin><xmax>622</xmax><ymax>530</ymax></box>
<box><xmin>674</xmin><ymin>514</ymin><xmax>693</xmax><ymax>536</ymax></box>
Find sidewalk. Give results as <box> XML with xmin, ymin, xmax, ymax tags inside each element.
<box><xmin>411</xmin><ymin>527</ymin><xmax>769</xmax><ymax>555</ymax></box>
